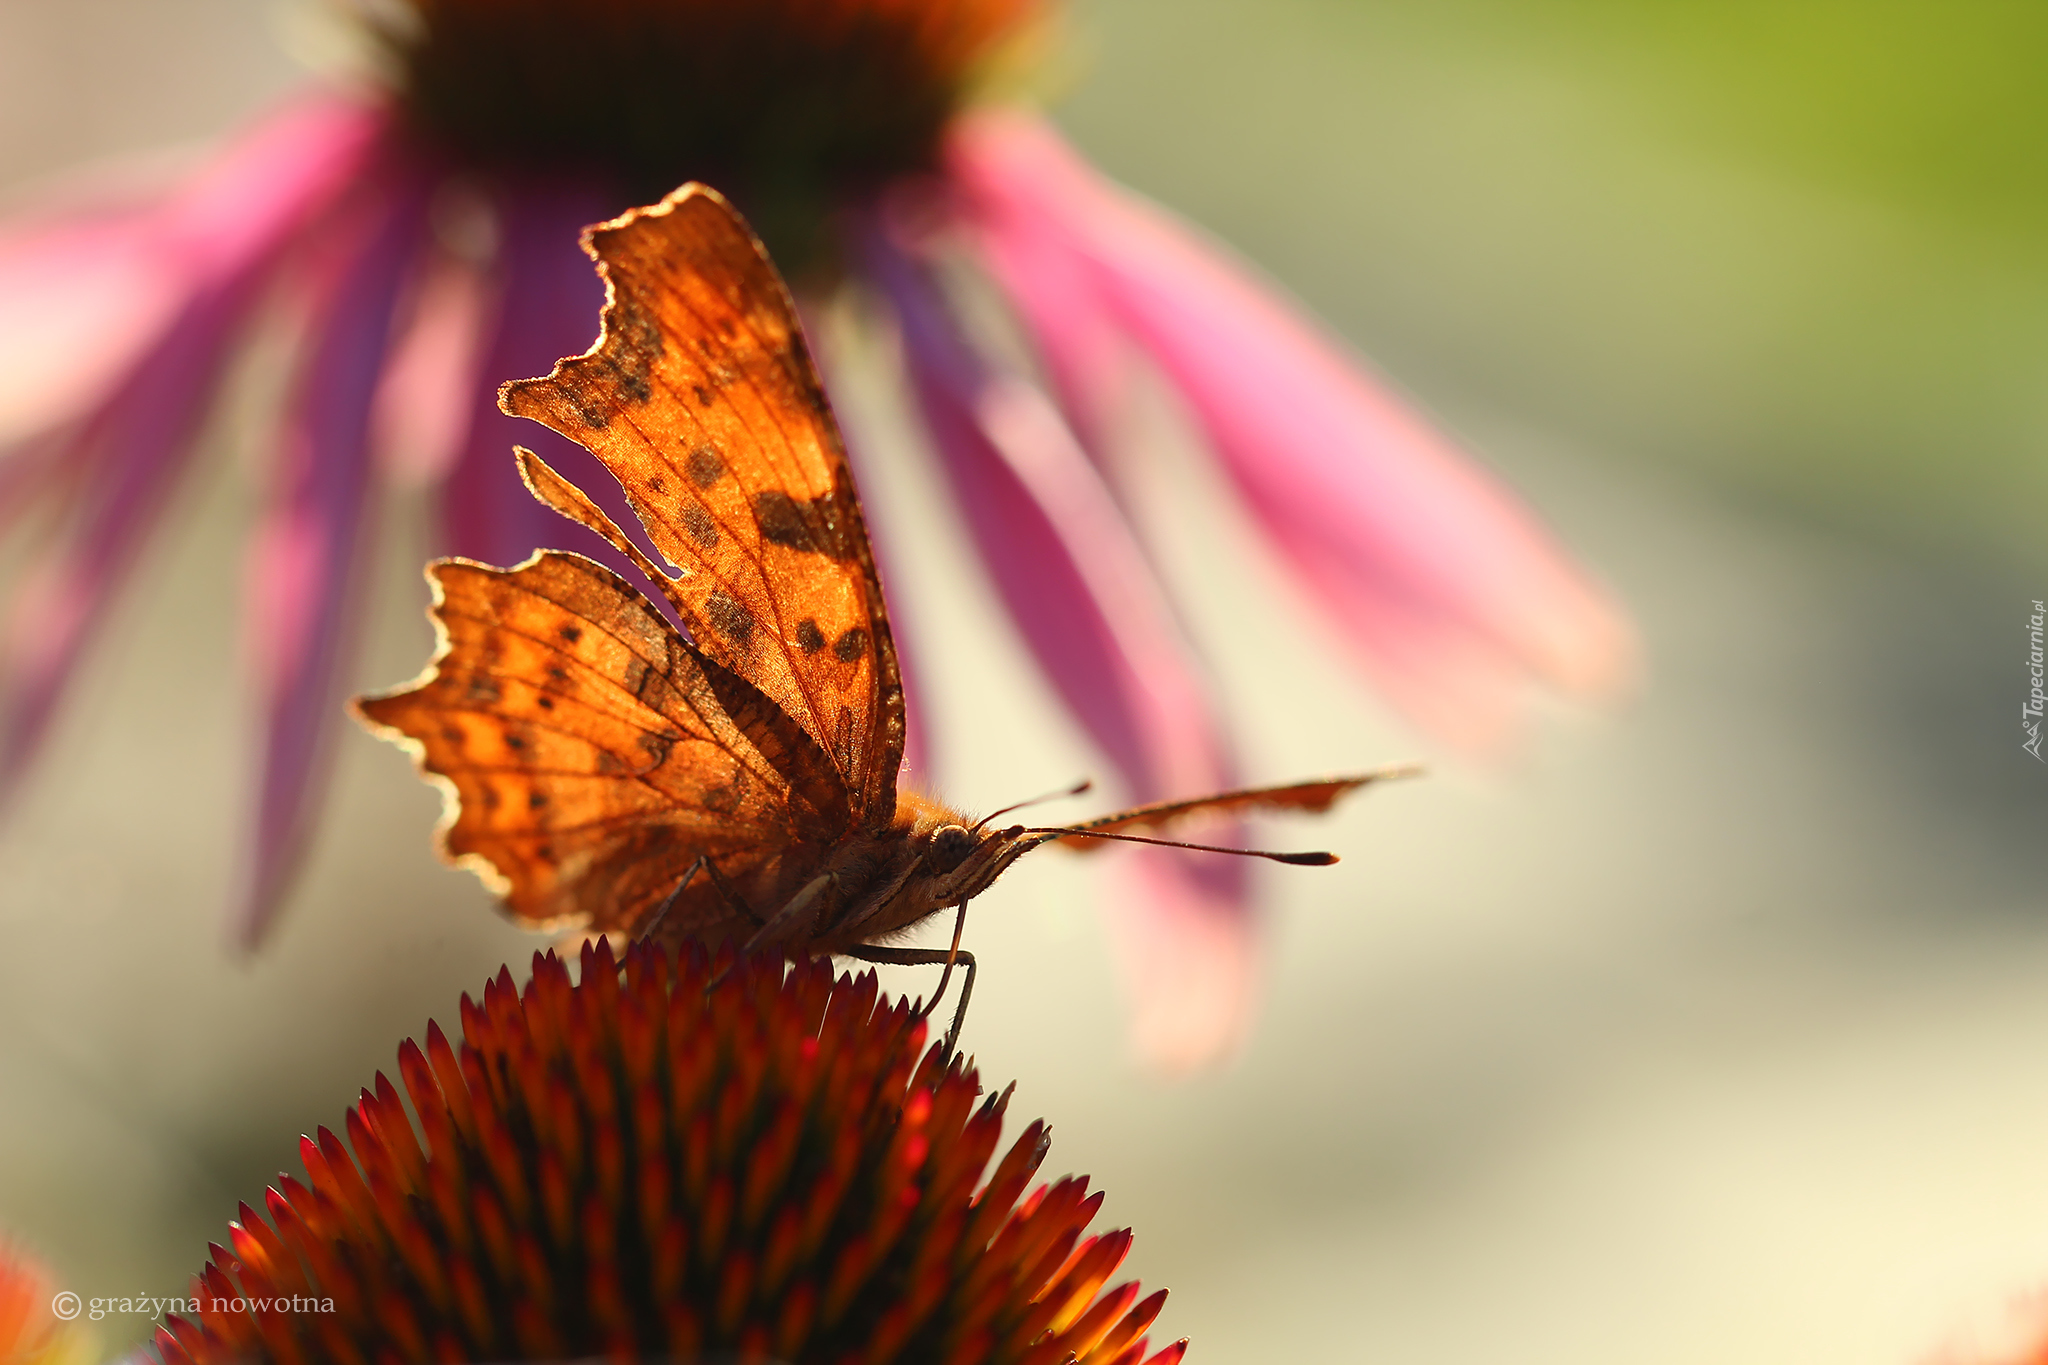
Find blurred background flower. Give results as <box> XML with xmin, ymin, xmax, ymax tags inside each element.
<box><xmin>0</xmin><ymin>0</ymin><xmax>1630</xmax><ymax>1071</ymax></box>
<box><xmin>5</xmin><ymin>3</ymin><xmax>2048</xmax><ymax>1363</ymax></box>
<box><xmin>0</xmin><ymin>1240</ymin><xmax>95</xmax><ymax>1365</ymax></box>
<box><xmin>156</xmin><ymin>941</ymin><xmax>1183</xmax><ymax>1365</ymax></box>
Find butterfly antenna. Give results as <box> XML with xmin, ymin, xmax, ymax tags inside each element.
<box><xmin>971</xmin><ymin>778</ymin><xmax>1094</xmax><ymax>833</ymax></box>
<box><xmin>1023</xmin><ymin>826</ymin><xmax>1338</xmax><ymax>866</ymax></box>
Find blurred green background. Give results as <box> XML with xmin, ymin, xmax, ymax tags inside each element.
<box><xmin>1063</xmin><ymin>0</ymin><xmax>2048</xmax><ymax>566</ymax></box>
<box><xmin>2</xmin><ymin>2</ymin><xmax>2047</xmax><ymax>1363</ymax></box>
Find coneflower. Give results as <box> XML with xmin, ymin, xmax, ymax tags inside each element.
<box><xmin>152</xmin><ymin>939</ymin><xmax>1183</xmax><ymax>1365</ymax></box>
<box><xmin>0</xmin><ymin>0</ymin><xmax>1632</xmax><ymax>1064</ymax></box>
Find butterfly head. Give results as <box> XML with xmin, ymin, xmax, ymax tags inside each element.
<box><xmin>910</xmin><ymin>821</ymin><xmax>1056</xmax><ymax>906</ymax></box>
<box><xmin>924</xmin><ymin>822</ymin><xmax>978</xmax><ymax>874</ymax></box>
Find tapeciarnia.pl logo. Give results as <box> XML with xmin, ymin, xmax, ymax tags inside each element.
<box><xmin>2026</xmin><ymin>599</ymin><xmax>2045</xmax><ymax>761</ymax></box>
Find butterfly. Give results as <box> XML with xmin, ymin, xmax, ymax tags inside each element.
<box><xmin>354</xmin><ymin>183</ymin><xmax>1413</xmax><ymax>1051</ymax></box>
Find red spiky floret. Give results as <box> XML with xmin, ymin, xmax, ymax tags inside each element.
<box><xmin>150</xmin><ymin>939</ymin><xmax>1187</xmax><ymax>1365</ymax></box>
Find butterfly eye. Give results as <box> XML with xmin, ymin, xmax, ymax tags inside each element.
<box><xmin>927</xmin><ymin>824</ymin><xmax>975</xmax><ymax>871</ymax></box>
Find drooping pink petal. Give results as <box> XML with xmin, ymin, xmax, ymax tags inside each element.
<box><xmin>947</xmin><ymin>110</ymin><xmax>1637</xmax><ymax>750</ymax></box>
<box><xmin>0</xmin><ymin>99</ymin><xmax>385</xmax><ymax>808</ymax></box>
<box><xmin>236</xmin><ymin>161</ymin><xmax>433</xmax><ymax>948</ymax></box>
<box><xmin>0</xmin><ymin>205</ymin><xmax>189</xmax><ymax>451</ymax></box>
<box><xmin>440</xmin><ymin>182</ymin><xmax>621</xmax><ymax>572</ymax></box>
<box><xmin>1107</xmin><ymin>849</ymin><xmax>1262</xmax><ymax>1071</ymax></box>
<box><xmin>371</xmin><ymin>235</ymin><xmax>495</xmax><ymax>489</ymax></box>
<box><xmin>0</xmin><ymin>94</ymin><xmax>386</xmax><ymax>451</ymax></box>
<box><xmin>864</xmin><ymin>220</ymin><xmax>1228</xmax><ymax>801</ymax></box>
<box><xmin>0</xmin><ymin>282</ymin><xmax>260</xmax><ymax>805</ymax></box>
<box><xmin>863</xmin><ymin>218</ymin><xmax>1257</xmax><ymax>1065</ymax></box>
<box><xmin>952</xmin><ymin>175</ymin><xmax>1129</xmax><ymax>465</ymax></box>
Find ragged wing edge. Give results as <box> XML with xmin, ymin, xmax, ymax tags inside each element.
<box><xmin>495</xmin><ymin>181</ymin><xmax>907</xmax><ymax>824</ymax></box>
<box><xmin>349</xmin><ymin>551</ymin><xmax>589</xmax><ymax>932</ymax></box>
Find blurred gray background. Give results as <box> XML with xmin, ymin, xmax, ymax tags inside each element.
<box><xmin>3</xmin><ymin>2</ymin><xmax>2047</xmax><ymax>1362</ymax></box>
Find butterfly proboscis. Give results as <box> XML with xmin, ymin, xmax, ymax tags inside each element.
<box><xmin>353</xmin><ymin>183</ymin><xmax>1417</xmax><ymax>1057</ymax></box>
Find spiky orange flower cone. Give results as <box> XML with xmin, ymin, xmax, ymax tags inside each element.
<box><xmin>151</xmin><ymin>941</ymin><xmax>1184</xmax><ymax>1365</ymax></box>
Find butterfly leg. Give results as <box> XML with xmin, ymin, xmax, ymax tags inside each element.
<box><xmin>848</xmin><ymin>901</ymin><xmax>977</xmax><ymax>1058</ymax></box>
<box><xmin>700</xmin><ymin>857</ymin><xmax>765</xmax><ymax>926</ymax></box>
<box><xmin>636</xmin><ymin>855</ymin><xmax>712</xmax><ymax>945</ymax></box>
<box><xmin>702</xmin><ymin>872</ymin><xmax>828</xmax><ymax>993</ymax></box>
<box><xmin>846</xmin><ymin>946</ymin><xmax>979</xmax><ymax>1060</ymax></box>
<box><xmin>923</xmin><ymin>900</ymin><xmax>971</xmax><ymax>1031</ymax></box>
<box><xmin>634</xmin><ymin>854</ymin><xmax>762</xmax><ymax>960</ymax></box>
<box><xmin>740</xmin><ymin>872</ymin><xmax>839</xmax><ymax>956</ymax></box>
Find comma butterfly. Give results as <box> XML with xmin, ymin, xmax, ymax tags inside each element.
<box><xmin>355</xmin><ymin>184</ymin><xmax>1412</xmax><ymax>1049</ymax></box>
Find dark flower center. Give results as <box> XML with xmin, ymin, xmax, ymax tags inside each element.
<box><xmin>377</xmin><ymin>0</ymin><xmax>1038</xmax><ymax>267</ymax></box>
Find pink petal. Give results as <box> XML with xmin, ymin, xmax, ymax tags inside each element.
<box><xmin>865</xmin><ymin>221</ymin><xmax>1256</xmax><ymax>1067</ymax></box>
<box><xmin>0</xmin><ymin>102</ymin><xmax>381</xmax><ymax>807</ymax></box>
<box><xmin>440</xmin><ymin>182</ymin><xmax>620</xmax><ymax>572</ymax></box>
<box><xmin>0</xmin><ymin>94</ymin><xmax>385</xmax><ymax>447</ymax></box>
<box><xmin>0</xmin><ymin>281</ymin><xmax>256</xmax><ymax>804</ymax></box>
<box><xmin>1108</xmin><ymin>850</ymin><xmax>1260</xmax><ymax>1072</ymax></box>
<box><xmin>237</xmin><ymin>165</ymin><xmax>433</xmax><ymax>947</ymax></box>
<box><xmin>0</xmin><ymin>207</ymin><xmax>188</xmax><ymax>447</ymax></box>
<box><xmin>947</xmin><ymin>110</ymin><xmax>1638</xmax><ymax>750</ymax></box>
<box><xmin>864</xmin><ymin>220</ymin><xmax>1230</xmax><ymax>803</ymax></box>
<box><xmin>955</xmin><ymin>176</ymin><xmax>1129</xmax><ymax>464</ymax></box>
<box><xmin>371</xmin><ymin>241</ymin><xmax>495</xmax><ymax>489</ymax></box>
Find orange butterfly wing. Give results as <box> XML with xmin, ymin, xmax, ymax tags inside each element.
<box><xmin>498</xmin><ymin>184</ymin><xmax>905</xmax><ymax>828</ymax></box>
<box><xmin>1056</xmin><ymin>767</ymin><xmax>1423</xmax><ymax>853</ymax></box>
<box><xmin>355</xmin><ymin>551</ymin><xmax>838</xmax><ymax>938</ymax></box>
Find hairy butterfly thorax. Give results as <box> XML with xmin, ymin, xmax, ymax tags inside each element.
<box><xmin>356</xmin><ymin>183</ymin><xmax>1413</xmax><ymax>1053</ymax></box>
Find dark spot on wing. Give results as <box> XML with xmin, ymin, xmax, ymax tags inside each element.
<box><xmin>639</xmin><ymin>733</ymin><xmax>675</xmax><ymax>768</ymax></box>
<box><xmin>751</xmin><ymin>488</ymin><xmax>857</xmax><ymax>560</ymax></box>
<box><xmin>648</xmin><ymin>475</ymin><xmax>665</xmax><ymax>494</ymax></box>
<box><xmin>753</xmin><ymin>491</ymin><xmax>815</xmax><ymax>552</ymax></box>
<box><xmin>464</xmin><ymin>675</ymin><xmax>502</xmax><ymax>704</ymax></box>
<box><xmin>559</xmin><ymin>624</ymin><xmax>582</xmax><ymax>644</ymax></box>
<box><xmin>505</xmin><ymin>731</ymin><xmax>528</xmax><ymax>752</ymax></box>
<box><xmin>439</xmin><ymin>724</ymin><xmax>463</xmax><ymax>745</ymax></box>
<box><xmin>702</xmin><ymin>767</ymin><xmax>746</xmax><ymax>814</ymax></box>
<box><xmin>687</xmin><ymin>447</ymin><xmax>725</xmax><ymax>487</ymax></box>
<box><xmin>682</xmin><ymin>503</ymin><xmax>718</xmax><ymax>549</ymax></box>
<box><xmin>833</xmin><ymin>626</ymin><xmax>868</xmax><ymax>663</ymax></box>
<box><xmin>796</xmin><ymin>619</ymin><xmax>826</xmax><ymax>654</ymax></box>
<box><xmin>537</xmin><ymin>695</ymin><xmax>555</xmax><ymax>711</ymax></box>
<box><xmin>693</xmin><ymin>385</ymin><xmax>713</xmax><ymax>406</ymax></box>
<box><xmin>601</xmin><ymin>290</ymin><xmax>662</xmax><ymax>403</ymax></box>
<box><xmin>707</xmin><ymin>591</ymin><xmax>754</xmax><ymax>646</ymax></box>
<box><xmin>528</xmin><ymin>791</ymin><xmax>548</xmax><ymax>810</ymax></box>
